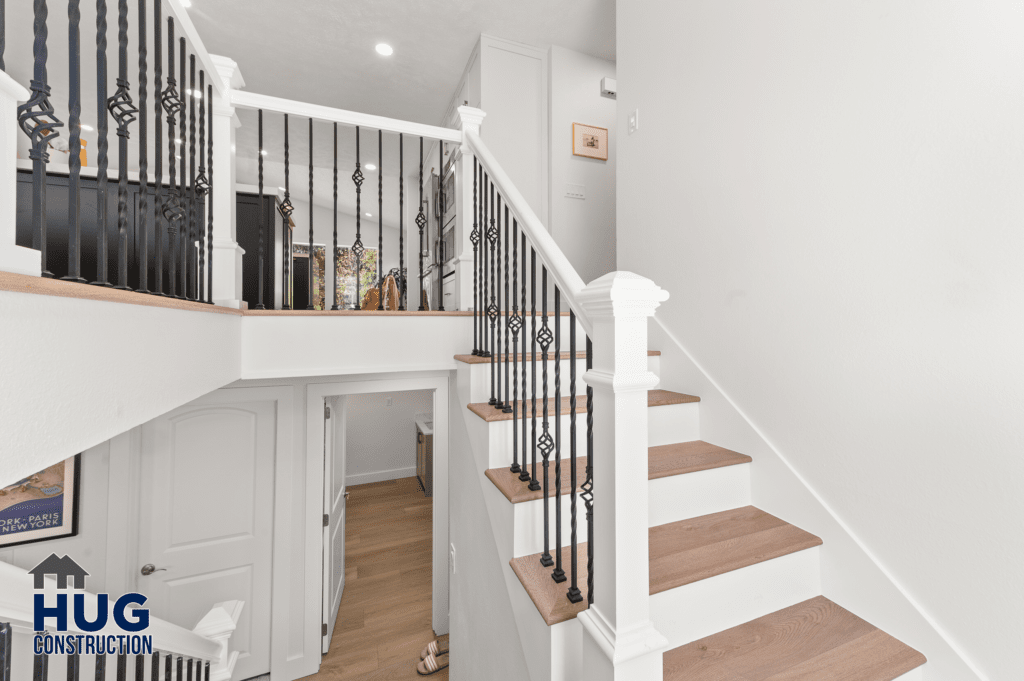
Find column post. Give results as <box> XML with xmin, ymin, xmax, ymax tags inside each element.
<box><xmin>455</xmin><ymin>106</ymin><xmax>486</xmax><ymax>311</ymax></box>
<box><xmin>209</xmin><ymin>55</ymin><xmax>244</xmax><ymax>308</ymax></box>
<box><xmin>576</xmin><ymin>271</ymin><xmax>670</xmax><ymax>681</ymax></box>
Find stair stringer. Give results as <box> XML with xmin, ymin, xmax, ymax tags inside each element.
<box><xmin>650</xmin><ymin>318</ymin><xmax>981</xmax><ymax>680</ymax></box>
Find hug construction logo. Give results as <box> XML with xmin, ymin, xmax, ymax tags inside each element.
<box><xmin>29</xmin><ymin>554</ymin><xmax>153</xmax><ymax>656</ymax></box>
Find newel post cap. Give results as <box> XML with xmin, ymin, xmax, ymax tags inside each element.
<box><xmin>457</xmin><ymin>106</ymin><xmax>487</xmax><ymax>135</ymax></box>
<box><xmin>577</xmin><ymin>271</ymin><xmax>669</xmax><ymax>320</ymax></box>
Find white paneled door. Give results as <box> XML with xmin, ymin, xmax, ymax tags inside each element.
<box><xmin>323</xmin><ymin>396</ymin><xmax>347</xmax><ymax>653</ymax></box>
<box><xmin>138</xmin><ymin>397</ymin><xmax>276</xmax><ymax>680</ymax></box>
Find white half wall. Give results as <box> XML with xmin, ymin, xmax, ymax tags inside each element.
<box><xmin>617</xmin><ymin>1</ymin><xmax>1023</xmax><ymax>679</ymax></box>
<box><xmin>345</xmin><ymin>389</ymin><xmax>433</xmax><ymax>485</ymax></box>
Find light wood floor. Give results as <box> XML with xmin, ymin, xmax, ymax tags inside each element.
<box><xmin>302</xmin><ymin>477</ymin><xmax>448</xmax><ymax>681</ymax></box>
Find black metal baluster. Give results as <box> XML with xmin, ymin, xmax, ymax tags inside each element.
<box><xmin>0</xmin><ymin>0</ymin><xmax>5</xmax><ymax>71</ymax></box>
<box><xmin>494</xmin><ymin>194</ymin><xmax>503</xmax><ymax>409</ymax></box>
<box><xmin>351</xmin><ymin>126</ymin><xmax>363</xmax><ymax>310</ymax></box>
<box><xmin>529</xmin><ymin>247</ymin><xmax>540</xmax><ymax>492</ymax></box>
<box><xmin>115</xmin><ymin>651</ymin><xmax>126</xmax><ymax>681</ymax></box>
<box><xmin>151</xmin><ymin>652</ymin><xmax>160</xmax><ymax>681</ymax></box>
<box><xmin>177</xmin><ymin>37</ymin><xmax>186</xmax><ymax>295</ymax></box>
<box><xmin>481</xmin><ymin>171</ymin><xmax>489</xmax><ymax>356</ymax></box>
<box><xmin>161</xmin><ymin>17</ymin><xmax>179</xmax><ymax>296</ymax></box>
<box><xmin>376</xmin><ymin>130</ymin><xmax>383</xmax><ymax>310</ymax></box>
<box><xmin>0</xmin><ymin>622</ymin><xmax>11</xmax><ymax>681</ymax></box>
<box><xmin>206</xmin><ymin>83</ymin><xmax>213</xmax><ymax>303</ymax></box>
<box><xmin>519</xmin><ymin>229</ymin><xmax>531</xmax><ymax>483</ymax></box>
<box><xmin>204</xmin><ymin>661</ymin><xmax>210</xmax><ymax>681</ymax></box>
<box><xmin>196</xmin><ymin>70</ymin><xmax>208</xmax><ymax>302</ymax></box>
<box><xmin>187</xmin><ymin>55</ymin><xmax>196</xmax><ymax>299</ymax></box>
<box><xmin>567</xmin><ymin>309</ymin><xmax>582</xmax><ymax>602</ymax></box>
<box><xmin>66</xmin><ymin>649</ymin><xmax>80</xmax><ymax>680</ymax></box>
<box><xmin>416</xmin><ymin>137</ymin><xmax>425</xmax><ymax>310</ymax></box>
<box><xmin>552</xmin><ymin>286</ymin><xmax>566</xmax><ymax>582</ymax></box>
<box><xmin>94</xmin><ymin>653</ymin><xmax>105</xmax><ymax>681</ymax></box>
<box><xmin>175</xmin><ymin>656</ymin><xmax>182</xmax><ymax>681</ymax></box>
<box><xmin>185</xmin><ymin>658</ymin><xmax>191</xmax><ymax>681</ymax></box>
<box><xmin>470</xmin><ymin>157</ymin><xmax>479</xmax><ymax>353</ymax></box>
<box><xmin>110</xmin><ymin>0</ymin><xmax>136</xmax><ymax>290</ymax></box>
<box><xmin>32</xmin><ymin>642</ymin><xmax>47</xmax><ymax>680</ymax></box>
<box><xmin>254</xmin><ymin>108</ymin><xmax>265</xmax><ymax>309</ymax></box>
<box><xmin>93</xmin><ymin>0</ymin><xmax>110</xmax><ymax>286</ymax></box>
<box><xmin>163</xmin><ymin>651</ymin><xmax>170</xmax><ymax>681</ymax></box>
<box><xmin>63</xmin><ymin>0</ymin><xmax>86</xmax><ymax>282</ymax></box>
<box><xmin>134</xmin><ymin>0</ymin><xmax>147</xmax><ymax>292</ymax></box>
<box><xmin>20</xmin><ymin>0</ymin><xmax>63</xmax><ymax>279</ymax></box>
<box><xmin>436</xmin><ymin>142</ymin><xmax>444</xmax><ymax>311</ymax></box>
<box><xmin>584</xmin><ymin>336</ymin><xmax>594</xmax><ymax>604</ymax></box>
<box><xmin>399</xmin><ymin>133</ymin><xmax>405</xmax><ymax>310</ymax></box>
<box><xmin>331</xmin><ymin>122</ymin><xmax>338</xmax><ymax>310</ymax></box>
<box><xmin>134</xmin><ymin>655</ymin><xmax>144</xmax><ymax>681</ymax></box>
<box><xmin>538</xmin><ymin>267</ymin><xmax>554</xmax><ymax>568</ymax></box>
<box><xmin>510</xmin><ymin>218</ymin><xmax>522</xmax><ymax>474</ymax></box>
<box><xmin>152</xmin><ymin>0</ymin><xmax>162</xmax><ymax>294</ymax></box>
<box><xmin>307</xmin><ymin>117</ymin><xmax>314</xmax><ymax>310</ymax></box>
<box><xmin>503</xmin><ymin>203</ymin><xmax>512</xmax><ymax>413</ymax></box>
<box><xmin>280</xmin><ymin>114</ymin><xmax>294</xmax><ymax>308</ymax></box>
<box><xmin>486</xmin><ymin>180</ymin><xmax>497</xmax><ymax>405</ymax></box>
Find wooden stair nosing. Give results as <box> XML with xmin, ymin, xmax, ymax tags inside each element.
<box><xmin>456</xmin><ymin>350</ymin><xmax>661</xmax><ymax>365</ymax></box>
<box><xmin>486</xmin><ymin>440</ymin><xmax>750</xmax><ymax>504</ymax></box>
<box><xmin>468</xmin><ymin>389</ymin><xmax>699</xmax><ymax>423</ymax></box>
<box><xmin>511</xmin><ymin>506</ymin><xmax>821</xmax><ymax>627</ymax></box>
<box><xmin>663</xmin><ymin>595</ymin><xmax>926</xmax><ymax>681</ymax></box>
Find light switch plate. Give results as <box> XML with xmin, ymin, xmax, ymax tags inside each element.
<box><xmin>566</xmin><ymin>183</ymin><xmax>586</xmax><ymax>200</ymax></box>
<box><xmin>629</xmin><ymin>109</ymin><xmax>639</xmax><ymax>135</ymax></box>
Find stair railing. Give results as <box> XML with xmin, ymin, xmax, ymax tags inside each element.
<box><xmin>460</xmin><ymin>107</ymin><xmax>671</xmax><ymax>680</ymax></box>
<box><xmin>0</xmin><ymin>560</ymin><xmax>242</xmax><ymax>680</ymax></box>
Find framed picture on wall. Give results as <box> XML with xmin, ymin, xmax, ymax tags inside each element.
<box><xmin>572</xmin><ymin>123</ymin><xmax>609</xmax><ymax>161</ymax></box>
<box><xmin>0</xmin><ymin>454</ymin><xmax>81</xmax><ymax>548</ymax></box>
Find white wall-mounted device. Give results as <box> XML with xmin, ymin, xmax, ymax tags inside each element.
<box><xmin>601</xmin><ymin>77</ymin><xmax>617</xmax><ymax>99</ymax></box>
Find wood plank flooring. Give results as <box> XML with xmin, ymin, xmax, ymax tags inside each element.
<box><xmin>305</xmin><ymin>477</ymin><xmax>448</xmax><ymax>681</ymax></box>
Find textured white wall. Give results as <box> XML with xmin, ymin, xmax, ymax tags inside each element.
<box><xmin>344</xmin><ymin>389</ymin><xmax>432</xmax><ymax>485</ymax></box>
<box><xmin>617</xmin><ymin>2</ymin><xmax>1023</xmax><ymax>679</ymax></box>
<box><xmin>0</xmin><ymin>291</ymin><xmax>242</xmax><ymax>486</ymax></box>
<box><xmin>548</xmin><ymin>46</ymin><xmax>617</xmax><ymax>284</ymax></box>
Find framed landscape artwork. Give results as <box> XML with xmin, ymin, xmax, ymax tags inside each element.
<box><xmin>0</xmin><ymin>454</ymin><xmax>81</xmax><ymax>548</ymax></box>
<box><xmin>572</xmin><ymin>123</ymin><xmax>609</xmax><ymax>161</ymax></box>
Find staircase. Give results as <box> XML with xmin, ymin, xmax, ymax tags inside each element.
<box><xmin>456</xmin><ymin>335</ymin><xmax>927</xmax><ymax>681</ymax></box>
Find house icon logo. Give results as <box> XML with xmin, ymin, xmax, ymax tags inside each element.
<box><xmin>28</xmin><ymin>553</ymin><xmax>89</xmax><ymax>590</ymax></box>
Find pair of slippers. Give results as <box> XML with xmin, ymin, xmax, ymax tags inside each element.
<box><xmin>417</xmin><ymin>639</ymin><xmax>449</xmax><ymax>676</ymax></box>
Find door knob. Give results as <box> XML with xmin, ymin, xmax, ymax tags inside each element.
<box><xmin>140</xmin><ymin>564</ymin><xmax>167</xmax><ymax>576</ymax></box>
<box><xmin>344</xmin><ymin>491</ymin><xmax>350</xmax><ymax>500</ymax></box>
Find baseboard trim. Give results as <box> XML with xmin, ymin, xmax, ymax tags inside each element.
<box><xmin>347</xmin><ymin>466</ymin><xmax>418</xmax><ymax>486</ymax></box>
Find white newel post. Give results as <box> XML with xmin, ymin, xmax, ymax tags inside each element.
<box><xmin>576</xmin><ymin>272</ymin><xmax>670</xmax><ymax>681</ymax></box>
<box><xmin>210</xmin><ymin>55</ymin><xmax>245</xmax><ymax>308</ymax></box>
<box><xmin>0</xmin><ymin>72</ymin><xmax>37</xmax><ymax>276</ymax></box>
<box><xmin>457</xmin><ymin>106</ymin><xmax>486</xmax><ymax>311</ymax></box>
<box><xmin>193</xmin><ymin>600</ymin><xmax>244</xmax><ymax>681</ymax></box>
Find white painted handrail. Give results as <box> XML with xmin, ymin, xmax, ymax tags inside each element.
<box><xmin>462</xmin><ymin>126</ymin><xmax>593</xmax><ymax>336</ymax></box>
<box><xmin>229</xmin><ymin>89</ymin><xmax>463</xmax><ymax>143</ymax></box>
<box><xmin>0</xmin><ymin>560</ymin><xmax>238</xmax><ymax>667</ymax></box>
<box><xmin>167</xmin><ymin>0</ymin><xmax>227</xmax><ymax>101</ymax></box>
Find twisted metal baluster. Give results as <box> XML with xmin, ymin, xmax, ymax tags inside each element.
<box><xmin>552</xmin><ymin>286</ymin><xmax>566</xmax><ymax>582</ymax></box>
<box><xmin>486</xmin><ymin>180</ymin><xmax>498</xmax><ymax>405</ymax></box>
<box><xmin>584</xmin><ymin>336</ymin><xmax>595</xmax><ymax>604</ymax></box>
<box><xmin>207</xmin><ymin>83</ymin><xmax>213</xmax><ymax>303</ymax></box>
<box><xmin>436</xmin><ymin>141</ymin><xmax>444</xmax><ymax>311</ymax></box>
<box><xmin>116</xmin><ymin>651</ymin><xmax>126</xmax><ymax>680</ymax></box>
<box><xmin>0</xmin><ymin>0</ymin><xmax>5</xmax><ymax>71</ymax></box>
<box><xmin>177</xmin><ymin>38</ymin><xmax>186</xmax><ymax>296</ymax></box>
<box><xmin>161</xmin><ymin>17</ymin><xmax>181</xmax><ymax>296</ymax></box>
<box><xmin>351</xmin><ymin>126</ymin><xmax>364</xmax><ymax>309</ymax></box>
<box><xmin>280</xmin><ymin>113</ymin><xmax>294</xmax><ymax>308</ymax></box>
<box><xmin>399</xmin><ymin>133</ymin><xmax>405</xmax><ymax>310</ymax></box>
<box><xmin>152</xmin><ymin>0</ymin><xmax>163</xmax><ymax>294</ymax></box>
<box><xmin>67</xmin><ymin>650</ymin><xmax>81</xmax><ymax>680</ymax></box>
<box><xmin>376</xmin><ymin>130</ymin><xmax>383</xmax><ymax>310</ymax></box>
<box><xmin>150</xmin><ymin>651</ymin><xmax>159</xmax><ymax>681</ymax></box>
<box><xmin>307</xmin><ymin>117</ymin><xmax>314</xmax><ymax>310</ymax></box>
<box><xmin>416</xmin><ymin>137</ymin><xmax>426</xmax><ymax>310</ymax></box>
<box><xmin>163</xmin><ymin>652</ymin><xmax>170</xmax><ymax>681</ymax></box>
<box><xmin>196</xmin><ymin>70</ymin><xmax>209</xmax><ymax>302</ymax></box>
<box><xmin>19</xmin><ymin>0</ymin><xmax>63</xmax><ymax>278</ymax></box>
<box><xmin>32</xmin><ymin>644</ymin><xmax>47</xmax><ymax>680</ymax></box>
<box><xmin>134</xmin><ymin>0</ymin><xmax>147</xmax><ymax>292</ymax></box>
<box><xmin>254</xmin><ymin>108</ymin><xmax>265</xmax><ymax>310</ymax></box>
<box><xmin>331</xmin><ymin>122</ymin><xmax>338</xmax><ymax>310</ymax></box>
<box><xmin>470</xmin><ymin>157</ymin><xmax>479</xmax><ymax>353</ymax></box>
<box><xmin>0</xmin><ymin>622</ymin><xmax>12</xmax><ymax>681</ymax></box>
<box><xmin>187</xmin><ymin>55</ymin><xmax>197</xmax><ymax>299</ymax></box>
<box><xmin>93</xmin><ymin>0</ymin><xmax>110</xmax><ymax>286</ymax></box>
<box><xmin>519</xmin><ymin>229</ymin><xmax>531</xmax><ymax>483</ymax></box>
<box><xmin>529</xmin><ymin>247</ymin><xmax>540</xmax><ymax>492</ymax></box>
<box><xmin>63</xmin><ymin>0</ymin><xmax>86</xmax><ymax>282</ymax></box>
<box><xmin>567</xmin><ymin>309</ymin><xmax>583</xmax><ymax>602</ymax></box>
<box><xmin>109</xmin><ymin>0</ymin><xmax>137</xmax><ymax>290</ymax></box>
<box><xmin>503</xmin><ymin>203</ymin><xmax>512</xmax><ymax>413</ymax></box>
<box><xmin>494</xmin><ymin>194</ymin><xmax>503</xmax><ymax>409</ymax></box>
<box><xmin>538</xmin><ymin>267</ymin><xmax>555</xmax><ymax>568</ymax></box>
<box><xmin>95</xmin><ymin>652</ymin><xmax>106</xmax><ymax>681</ymax></box>
<box><xmin>134</xmin><ymin>654</ymin><xmax>144</xmax><ymax>681</ymax></box>
<box><xmin>509</xmin><ymin>218</ymin><xmax>522</xmax><ymax>474</ymax></box>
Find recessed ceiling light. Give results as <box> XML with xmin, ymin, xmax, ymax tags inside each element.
<box><xmin>365</xmin><ymin>212</ymin><xmax>373</xmax><ymax>217</ymax></box>
<box><xmin>365</xmin><ymin>163</ymin><xmax>376</xmax><ymax>170</ymax></box>
<box><xmin>175</xmin><ymin>138</ymin><xmax>182</xmax><ymax>145</ymax></box>
<box><xmin>260</xmin><ymin>150</ymin><xmax>268</xmax><ymax>156</ymax></box>
<box><xmin>279</xmin><ymin>187</ymin><xmax>286</xmax><ymax>192</ymax></box>
<box><xmin>180</xmin><ymin>0</ymin><xmax>192</xmax><ymax>7</ymax></box>
<box><xmin>375</xmin><ymin>43</ymin><xmax>393</xmax><ymax>57</ymax></box>
<box><xmin>81</xmin><ymin>124</ymin><xmax>94</xmax><ymax>131</ymax></box>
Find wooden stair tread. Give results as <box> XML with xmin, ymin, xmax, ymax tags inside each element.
<box><xmin>468</xmin><ymin>390</ymin><xmax>699</xmax><ymax>423</ymax></box>
<box><xmin>510</xmin><ymin>543</ymin><xmax>590</xmax><ymax>626</ymax></box>
<box><xmin>650</xmin><ymin>506</ymin><xmax>822</xmax><ymax>595</ymax></box>
<box><xmin>663</xmin><ymin>596</ymin><xmax>926</xmax><ymax>681</ymax></box>
<box><xmin>487</xmin><ymin>441</ymin><xmax>750</xmax><ymax>504</ymax></box>
<box><xmin>455</xmin><ymin>350</ymin><xmax>660</xmax><ymax>364</ymax></box>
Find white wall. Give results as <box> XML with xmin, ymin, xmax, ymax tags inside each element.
<box><xmin>617</xmin><ymin>2</ymin><xmax>1023</xmax><ymax>679</ymax></box>
<box><xmin>548</xmin><ymin>46</ymin><xmax>616</xmax><ymax>284</ymax></box>
<box><xmin>345</xmin><ymin>389</ymin><xmax>433</xmax><ymax>485</ymax></box>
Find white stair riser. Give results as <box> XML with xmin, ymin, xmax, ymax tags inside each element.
<box><xmin>650</xmin><ymin>547</ymin><xmax>821</xmax><ymax>650</ymax></box>
<box><xmin>513</xmin><ymin>493</ymin><xmax>591</xmax><ymax>558</ymax></box>
<box><xmin>649</xmin><ymin>401</ymin><xmax>700</xmax><ymax>446</ymax></box>
<box><xmin>462</xmin><ymin>355</ymin><xmax>659</xmax><ymax>404</ymax></box>
<box><xmin>648</xmin><ymin>464</ymin><xmax>750</xmax><ymax>528</ymax></box>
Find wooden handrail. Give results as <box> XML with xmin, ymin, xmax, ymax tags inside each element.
<box><xmin>462</xmin><ymin>128</ymin><xmax>593</xmax><ymax>336</ymax></box>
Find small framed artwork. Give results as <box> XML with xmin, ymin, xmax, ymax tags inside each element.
<box><xmin>572</xmin><ymin>123</ymin><xmax>609</xmax><ymax>161</ymax></box>
<box><xmin>0</xmin><ymin>454</ymin><xmax>81</xmax><ymax>548</ymax></box>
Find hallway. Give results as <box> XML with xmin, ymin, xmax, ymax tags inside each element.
<box><xmin>307</xmin><ymin>477</ymin><xmax>448</xmax><ymax>681</ymax></box>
